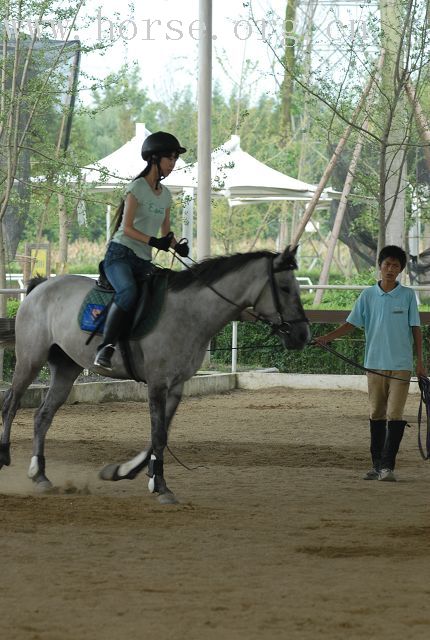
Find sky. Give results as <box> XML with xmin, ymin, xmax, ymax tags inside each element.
<box><xmin>41</xmin><ymin>0</ymin><xmax>377</xmax><ymax>104</ymax></box>
<box><xmin>76</xmin><ymin>0</ymin><xmax>287</xmax><ymax>103</ymax></box>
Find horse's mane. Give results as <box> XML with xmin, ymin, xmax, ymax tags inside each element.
<box><xmin>167</xmin><ymin>250</ymin><xmax>277</xmax><ymax>292</ymax></box>
<box><xmin>26</xmin><ymin>276</ymin><xmax>47</xmax><ymax>295</ymax></box>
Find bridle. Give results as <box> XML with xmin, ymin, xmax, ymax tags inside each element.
<box><xmin>251</xmin><ymin>255</ymin><xmax>310</xmax><ymax>339</ymax></box>
<box><xmin>262</xmin><ymin>256</ymin><xmax>309</xmax><ymax>337</ymax></box>
<box><xmin>172</xmin><ymin>250</ymin><xmax>309</xmax><ymax>338</ymax></box>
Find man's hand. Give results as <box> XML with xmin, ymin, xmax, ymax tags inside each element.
<box><xmin>416</xmin><ymin>361</ymin><xmax>427</xmax><ymax>378</ymax></box>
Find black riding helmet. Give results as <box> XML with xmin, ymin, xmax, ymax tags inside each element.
<box><xmin>141</xmin><ymin>131</ymin><xmax>186</xmax><ymax>161</ymax></box>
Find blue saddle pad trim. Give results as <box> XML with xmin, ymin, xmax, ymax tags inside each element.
<box><xmin>78</xmin><ymin>288</ymin><xmax>114</xmax><ymax>334</ymax></box>
<box><xmin>80</xmin><ymin>303</ymin><xmax>107</xmax><ymax>333</ymax></box>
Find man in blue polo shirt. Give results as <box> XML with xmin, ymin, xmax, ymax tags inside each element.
<box><xmin>316</xmin><ymin>245</ymin><xmax>426</xmax><ymax>482</ymax></box>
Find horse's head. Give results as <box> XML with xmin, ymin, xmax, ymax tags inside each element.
<box><xmin>253</xmin><ymin>246</ymin><xmax>311</xmax><ymax>350</ymax></box>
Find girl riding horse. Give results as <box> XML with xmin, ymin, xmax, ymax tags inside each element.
<box><xmin>94</xmin><ymin>131</ymin><xmax>189</xmax><ymax>370</ymax></box>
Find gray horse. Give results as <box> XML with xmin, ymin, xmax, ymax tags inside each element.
<box><xmin>0</xmin><ymin>246</ymin><xmax>310</xmax><ymax>503</ymax></box>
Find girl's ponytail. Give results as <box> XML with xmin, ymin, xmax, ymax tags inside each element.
<box><xmin>109</xmin><ymin>167</ymin><xmax>150</xmax><ymax>238</ymax></box>
<box><xmin>110</xmin><ymin>200</ymin><xmax>125</xmax><ymax>237</ymax></box>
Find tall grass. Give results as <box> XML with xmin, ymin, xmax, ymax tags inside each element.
<box><xmin>57</xmin><ymin>240</ymin><xmax>106</xmax><ymax>273</ymax></box>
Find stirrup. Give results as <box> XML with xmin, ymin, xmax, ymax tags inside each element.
<box><xmin>94</xmin><ymin>344</ymin><xmax>115</xmax><ymax>370</ymax></box>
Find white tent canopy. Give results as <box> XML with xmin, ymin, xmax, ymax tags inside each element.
<box><xmin>164</xmin><ymin>134</ymin><xmax>336</xmax><ymax>205</ymax></box>
<box><xmin>84</xmin><ymin>127</ymin><xmax>336</xmax><ymax>205</ymax></box>
<box><xmin>82</xmin><ymin>126</ymin><xmax>337</xmax><ymax>248</ymax></box>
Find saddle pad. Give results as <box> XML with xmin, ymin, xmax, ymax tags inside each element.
<box><xmin>77</xmin><ymin>272</ymin><xmax>169</xmax><ymax>338</ymax></box>
<box><xmin>78</xmin><ymin>288</ymin><xmax>114</xmax><ymax>334</ymax></box>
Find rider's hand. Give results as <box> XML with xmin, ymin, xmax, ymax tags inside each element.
<box><xmin>148</xmin><ymin>231</ymin><xmax>174</xmax><ymax>252</ymax></box>
<box><xmin>314</xmin><ymin>336</ymin><xmax>332</xmax><ymax>346</ymax></box>
<box><xmin>174</xmin><ymin>239</ymin><xmax>190</xmax><ymax>258</ymax></box>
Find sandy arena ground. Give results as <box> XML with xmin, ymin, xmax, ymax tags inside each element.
<box><xmin>1</xmin><ymin>387</ymin><xmax>430</xmax><ymax>640</ymax></box>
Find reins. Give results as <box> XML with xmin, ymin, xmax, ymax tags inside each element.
<box><xmin>418</xmin><ymin>376</ymin><xmax>430</xmax><ymax>460</ymax></box>
<box><xmin>312</xmin><ymin>340</ymin><xmax>415</xmax><ymax>382</ymax></box>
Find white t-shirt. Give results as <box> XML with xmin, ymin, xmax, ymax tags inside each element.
<box><xmin>112</xmin><ymin>177</ymin><xmax>172</xmax><ymax>260</ymax></box>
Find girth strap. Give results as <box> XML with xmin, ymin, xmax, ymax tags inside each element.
<box><xmin>118</xmin><ymin>339</ymin><xmax>146</xmax><ymax>384</ymax></box>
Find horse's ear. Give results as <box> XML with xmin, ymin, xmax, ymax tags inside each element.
<box><xmin>273</xmin><ymin>245</ymin><xmax>298</xmax><ymax>271</ymax></box>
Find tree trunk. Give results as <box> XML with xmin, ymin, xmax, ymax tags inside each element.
<box><xmin>405</xmin><ymin>81</ymin><xmax>430</xmax><ymax>174</ymax></box>
<box><xmin>0</xmin><ymin>224</ymin><xmax>7</xmax><ymax>381</ymax></box>
<box><xmin>280</xmin><ymin>0</ymin><xmax>297</xmax><ymax>142</ymax></box>
<box><xmin>291</xmin><ymin>54</ymin><xmax>384</xmax><ymax>247</ymax></box>
<box><xmin>313</xmin><ymin>119</ymin><xmax>368</xmax><ymax>305</ymax></box>
<box><xmin>58</xmin><ymin>193</ymin><xmax>69</xmax><ymax>271</ymax></box>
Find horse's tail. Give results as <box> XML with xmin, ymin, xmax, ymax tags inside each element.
<box><xmin>0</xmin><ymin>277</ymin><xmax>46</xmax><ymax>347</ymax></box>
<box><xmin>0</xmin><ymin>318</ymin><xmax>15</xmax><ymax>345</ymax></box>
<box><xmin>26</xmin><ymin>276</ymin><xmax>47</xmax><ymax>295</ymax></box>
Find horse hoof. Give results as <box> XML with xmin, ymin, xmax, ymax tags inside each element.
<box><xmin>34</xmin><ymin>479</ymin><xmax>53</xmax><ymax>493</ymax></box>
<box><xmin>98</xmin><ymin>463</ymin><xmax>120</xmax><ymax>481</ymax></box>
<box><xmin>157</xmin><ymin>491</ymin><xmax>178</xmax><ymax>505</ymax></box>
<box><xmin>0</xmin><ymin>444</ymin><xmax>11</xmax><ymax>467</ymax></box>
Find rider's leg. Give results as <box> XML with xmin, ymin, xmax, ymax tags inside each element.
<box><xmin>94</xmin><ymin>259</ymin><xmax>137</xmax><ymax>370</ymax></box>
<box><xmin>94</xmin><ymin>302</ymin><xmax>129</xmax><ymax>369</ymax></box>
<box><xmin>94</xmin><ymin>246</ymin><xmax>154</xmax><ymax>369</ymax></box>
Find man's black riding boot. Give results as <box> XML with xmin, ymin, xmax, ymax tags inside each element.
<box><xmin>363</xmin><ymin>419</ymin><xmax>386</xmax><ymax>479</ymax></box>
<box><xmin>369</xmin><ymin>419</ymin><xmax>387</xmax><ymax>471</ymax></box>
<box><xmin>380</xmin><ymin>420</ymin><xmax>407</xmax><ymax>471</ymax></box>
<box><xmin>94</xmin><ymin>302</ymin><xmax>127</xmax><ymax>370</ymax></box>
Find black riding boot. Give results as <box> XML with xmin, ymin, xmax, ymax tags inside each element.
<box><xmin>363</xmin><ymin>419</ymin><xmax>387</xmax><ymax>479</ymax></box>
<box><xmin>94</xmin><ymin>302</ymin><xmax>127</xmax><ymax>370</ymax></box>
<box><xmin>369</xmin><ymin>419</ymin><xmax>387</xmax><ymax>471</ymax></box>
<box><xmin>380</xmin><ymin>420</ymin><xmax>407</xmax><ymax>471</ymax></box>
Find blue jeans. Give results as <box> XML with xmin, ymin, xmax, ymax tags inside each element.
<box><xmin>103</xmin><ymin>242</ymin><xmax>155</xmax><ymax>311</ymax></box>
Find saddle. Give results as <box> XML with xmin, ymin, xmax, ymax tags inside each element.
<box><xmin>78</xmin><ymin>263</ymin><xmax>170</xmax><ymax>381</ymax></box>
<box><xmin>79</xmin><ymin>262</ymin><xmax>169</xmax><ymax>339</ymax></box>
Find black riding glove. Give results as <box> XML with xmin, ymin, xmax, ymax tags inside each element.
<box><xmin>174</xmin><ymin>239</ymin><xmax>190</xmax><ymax>258</ymax></box>
<box><xmin>148</xmin><ymin>231</ymin><xmax>173</xmax><ymax>252</ymax></box>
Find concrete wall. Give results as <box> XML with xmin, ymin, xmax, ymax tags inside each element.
<box><xmin>0</xmin><ymin>371</ymin><xmax>421</xmax><ymax>409</ymax></box>
<box><xmin>236</xmin><ymin>372</ymin><xmax>421</xmax><ymax>395</ymax></box>
<box><xmin>0</xmin><ymin>373</ymin><xmax>237</xmax><ymax>409</ymax></box>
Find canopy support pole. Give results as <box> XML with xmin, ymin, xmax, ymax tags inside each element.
<box><xmin>106</xmin><ymin>204</ymin><xmax>111</xmax><ymax>242</ymax></box>
<box><xmin>197</xmin><ymin>0</ymin><xmax>212</xmax><ymax>260</ymax></box>
<box><xmin>181</xmin><ymin>188</ymin><xmax>194</xmax><ymax>267</ymax></box>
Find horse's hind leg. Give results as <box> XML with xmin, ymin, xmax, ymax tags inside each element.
<box><xmin>28</xmin><ymin>346</ymin><xmax>82</xmax><ymax>491</ymax></box>
<box><xmin>1</xmin><ymin>351</ymin><xmax>48</xmax><ymax>470</ymax></box>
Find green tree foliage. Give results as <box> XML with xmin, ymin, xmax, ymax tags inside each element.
<box><xmin>71</xmin><ymin>63</ymin><xmax>161</xmax><ymax>162</ymax></box>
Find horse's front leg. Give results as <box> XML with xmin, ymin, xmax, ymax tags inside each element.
<box><xmin>147</xmin><ymin>383</ymin><xmax>180</xmax><ymax>505</ymax></box>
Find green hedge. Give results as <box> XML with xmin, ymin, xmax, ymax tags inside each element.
<box><xmin>3</xmin><ymin>294</ymin><xmax>429</xmax><ymax>380</ymax></box>
<box><xmin>3</xmin><ymin>299</ymin><xmax>20</xmax><ymax>381</ymax></box>
<box><xmin>210</xmin><ymin>321</ymin><xmax>429</xmax><ymax>374</ymax></box>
